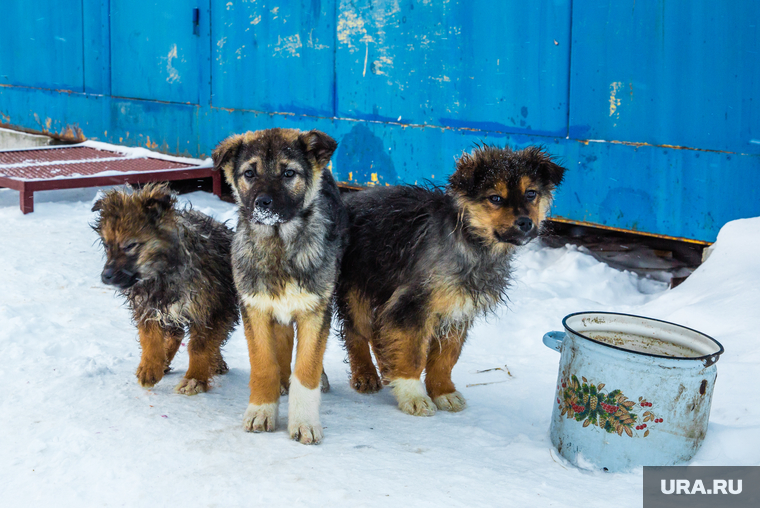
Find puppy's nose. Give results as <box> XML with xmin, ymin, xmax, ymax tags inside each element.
<box><xmin>255</xmin><ymin>194</ymin><xmax>273</xmax><ymax>209</ymax></box>
<box><xmin>101</xmin><ymin>267</ymin><xmax>115</xmax><ymax>285</ymax></box>
<box><xmin>516</xmin><ymin>217</ymin><xmax>534</xmax><ymax>233</ymax></box>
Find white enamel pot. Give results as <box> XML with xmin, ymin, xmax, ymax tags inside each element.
<box><xmin>543</xmin><ymin>312</ymin><xmax>723</xmax><ymax>472</ymax></box>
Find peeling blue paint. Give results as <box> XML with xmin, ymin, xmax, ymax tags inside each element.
<box><xmin>0</xmin><ymin>0</ymin><xmax>758</xmax><ymax>242</ymax></box>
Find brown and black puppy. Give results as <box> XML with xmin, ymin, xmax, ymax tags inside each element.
<box><xmin>213</xmin><ymin>128</ymin><xmax>347</xmax><ymax>444</ymax></box>
<box><xmin>336</xmin><ymin>145</ymin><xmax>566</xmax><ymax>416</ymax></box>
<box><xmin>92</xmin><ymin>183</ymin><xmax>238</xmax><ymax>394</ymax></box>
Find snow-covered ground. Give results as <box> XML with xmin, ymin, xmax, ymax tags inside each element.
<box><xmin>1</xmin><ymin>186</ymin><xmax>758</xmax><ymax>507</ymax></box>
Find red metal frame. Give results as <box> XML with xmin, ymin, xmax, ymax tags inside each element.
<box><xmin>0</xmin><ymin>144</ymin><xmax>221</xmax><ymax>214</ymax></box>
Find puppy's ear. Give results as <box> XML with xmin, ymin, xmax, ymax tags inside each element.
<box><xmin>212</xmin><ymin>134</ymin><xmax>244</xmax><ymax>172</ymax></box>
<box><xmin>299</xmin><ymin>130</ymin><xmax>338</xmax><ymax>168</ymax></box>
<box><xmin>525</xmin><ymin>146</ymin><xmax>566</xmax><ymax>188</ymax></box>
<box><xmin>141</xmin><ymin>184</ymin><xmax>176</xmax><ymax>219</ymax></box>
<box><xmin>91</xmin><ymin>198</ymin><xmax>104</xmax><ymax>213</ymax></box>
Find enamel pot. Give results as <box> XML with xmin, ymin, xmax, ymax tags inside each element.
<box><xmin>543</xmin><ymin>312</ymin><xmax>723</xmax><ymax>472</ymax></box>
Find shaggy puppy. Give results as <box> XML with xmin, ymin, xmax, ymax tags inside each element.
<box><xmin>213</xmin><ymin>128</ymin><xmax>347</xmax><ymax>444</ymax></box>
<box><xmin>336</xmin><ymin>145</ymin><xmax>566</xmax><ymax>416</ymax></box>
<box><xmin>92</xmin><ymin>183</ymin><xmax>238</xmax><ymax>394</ymax></box>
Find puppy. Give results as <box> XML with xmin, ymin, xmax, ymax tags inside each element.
<box><xmin>92</xmin><ymin>183</ymin><xmax>238</xmax><ymax>394</ymax></box>
<box><xmin>213</xmin><ymin>128</ymin><xmax>346</xmax><ymax>444</ymax></box>
<box><xmin>336</xmin><ymin>145</ymin><xmax>566</xmax><ymax>416</ymax></box>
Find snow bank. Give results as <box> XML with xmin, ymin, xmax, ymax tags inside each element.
<box><xmin>0</xmin><ymin>187</ymin><xmax>758</xmax><ymax>507</ymax></box>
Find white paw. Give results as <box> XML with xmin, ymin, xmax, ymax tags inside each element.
<box><xmin>288</xmin><ymin>375</ymin><xmax>323</xmax><ymax>444</ymax></box>
<box><xmin>289</xmin><ymin>421</ymin><xmax>324</xmax><ymax>445</ymax></box>
<box><xmin>391</xmin><ymin>378</ymin><xmax>437</xmax><ymax>417</ymax></box>
<box><xmin>434</xmin><ymin>391</ymin><xmax>467</xmax><ymax>412</ymax></box>
<box><xmin>243</xmin><ymin>402</ymin><xmax>278</xmax><ymax>433</ymax></box>
<box><xmin>174</xmin><ymin>378</ymin><xmax>208</xmax><ymax>395</ymax></box>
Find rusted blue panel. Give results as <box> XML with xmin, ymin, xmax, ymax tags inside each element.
<box><xmin>335</xmin><ymin>0</ymin><xmax>572</xmax><ymax>136</ymax></box>
<box><xmin>110</xmin><ymin>0</ymin><xmax>204</xmax><ymax>104</ymax></box>
<box><xmin>569</xmin><ymin>1</ymin><xmax>760</xmax><ymax>155</ymax></box>
<box><xmin>211</xmin><ymin>0</ymin><xmax>336</xmax><ymax>116</ymax></box>
<box><xmin>1</xmin><ymin>0</ymin><xmax>758</xmax><ymax>242</ymax></box>
<box><xmin>0</xmin><ymin>1</ymin><xmax>84</xmax><ymax>91</ymax></box>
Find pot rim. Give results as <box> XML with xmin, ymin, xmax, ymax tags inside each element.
<box><xmin>561</xmin><ymin>311</ymin><xmax>724</xmax><ymax>366</ymax></box>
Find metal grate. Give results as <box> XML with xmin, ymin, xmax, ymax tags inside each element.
<box><xmin>0</xmin><ymin>146</ymin><xmax>195</xmax><ymax>180</ymax></box>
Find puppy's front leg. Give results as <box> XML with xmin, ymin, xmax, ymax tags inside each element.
<box><xmin>136</xmin><ymin>320</ymin><xmax>167</xmax><ymax>388</ymax></box>
<box><xmin>382</xmin><ymin>323</ymin><xmax>437</xmax><ymax>417</ymax></box>
<box><xmin>290</xmin><ymin>305</ymin><xmax>331</xmax><ymax>444</ymax></box>
<box><xmin>425</xmin><ymin>325</ymin><xmax>468</xmax><ymax>412</ymax></box>
<box><xmin>242</xmin><ymin>307</ymin><xmax>281</xmax><ymax>432</ymax></box>
<box><xmin>162</xmin><ymin>326</ymin><xmax>184</xmax><ymax>373</ymax></box>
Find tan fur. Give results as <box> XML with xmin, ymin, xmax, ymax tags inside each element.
<box><xmin>242</xmin><ymin>306</ymin><xmax>282</xmax><ymax>406</ymax></box>
<box><xmin>136</xmin><ymin>320</ymin><xmax>167</xmax><ymax>388</ymax></box>
<box><xmin>292</xmin><ymin>303</ymin><xmax>331</xmax><ymax>390</ymax></box>
<box><xmin>163</xmin><ymin>327</ymin><xmax>183</xmax><ymax>373</ymax></box>
<box><xmin>424</xmin><ymin>325</ymin><xmax>467</xmax><ymax>400</ymax></box>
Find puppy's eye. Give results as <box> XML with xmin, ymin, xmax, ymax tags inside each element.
<box><xmin>123</xmin><ymin>242</ymin><xmax>140</xmax><ymax>252</ymax></box>
<box><xmin>243</xmin><ymin>169</ymin><xmax>255</xmax><ymax>179</ymax></box>
<box><xmin>525</xmin><ymin>190</ymin><xmax>538</xmax><ymax>201</ymax></box>
<box><xmin>488</xmin><ymin>195</ymin><xmax>503</xmax><ymax>204</ymax></box>
<box><xmin>283</xmin><ymin>169</ymin><xmax>296</xmax><ymax>178</ymax></box>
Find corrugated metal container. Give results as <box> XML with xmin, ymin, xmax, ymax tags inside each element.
<box><xmin>0</xmin><ymin>0</ymin><xmax>757</xmax><ymax>241</ymax></box>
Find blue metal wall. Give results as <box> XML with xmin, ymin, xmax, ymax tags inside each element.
<box><xmin>0</xmin><ymin>0</ymin><xmax>758</xmax><ymax>242</ymax></box>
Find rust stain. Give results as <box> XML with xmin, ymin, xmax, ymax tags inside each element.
<box><xmin>548</xmin><ymin>216</ymin><xmax>712</xmax><ymax>245</ymax></box>
<box><xmin>583</xmin><ymin>138</ymin><xmax>749</xmax><ymax>156</ymax></box>
<box><xmin>337</xmin><ymin>182</ymin><xmax>366</xmax><ymax>192</ymax></box>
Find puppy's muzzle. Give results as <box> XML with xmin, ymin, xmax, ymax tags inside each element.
<box><xmin>515</xmin><ymin>216</ymin><xmax>534</xmax><ymax>234</ymax></box>
<box><xmin>495</xmin><ymin>216</ymin><xmax>537</xmax><ymax>246</ymax></box>
<box><xmin>254</xmin><ymin>194</ymin><xmax>273</xmax><ymax>210</ymax></box>
<box><xmin>101</xmin><ymin>267</ymin><xmax>139</xmax><ymax>289</ymax></box>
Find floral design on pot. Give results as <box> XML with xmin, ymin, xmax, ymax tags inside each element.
<box><xmin>556</xmin><ymin>375</ymin><xmax>664</xmax><ymax>437</ymax></box>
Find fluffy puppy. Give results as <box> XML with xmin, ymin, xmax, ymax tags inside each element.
<box><xmin>92</xmin><ymin>183</ymin><xmax>238</xmax><ymax>394</ymax></box>
<box><xmin>336</xmin><ymin>145</ymin><xmax>566</xmax><ymax>416</ymax></box>
<box><xmin>213</xmin><ymin>128</ymin><xmax>346</xmax><ymax>444</ymax></box>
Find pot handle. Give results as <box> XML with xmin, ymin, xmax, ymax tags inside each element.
<box><xmin>543</xmin><ymin>331</ymin><xmax>565</xmax><ymax>352</ymax></box>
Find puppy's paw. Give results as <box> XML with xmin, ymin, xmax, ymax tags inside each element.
<box><xmin>399</xmin><ymin>395</ymin><xmax>437</xmax><ymax>416</ymax></box>
<box><xmin>136</xmin><ymin>362</ymin><xmax>164</xmax><ymax>388</ymax></box>
<box><xmin>433</xmin><ymin>391</ymin><xmax>467</xmax><ymax>412</ymax></box>
<box><xmin>391</xmin><ymin>378</ymin><xmax>437</xmax><ymax>417</ymax></box>
<box><xmin>288</xmin><ymin>375</ymin><xmax>323</xmax><ymax>445</ymax></box>
<box><xmin>215</xmin><ymin>359</ymin><xmax>229</xmax><ymax>375</ymax></box>
<box><xmin>320</xmin><ymin>371</ymin><xmax>330</xmax><ymax>393</ymax></box>
<box><xmin>351</xmin><ymin>371</ymin><xmax>382</xmax><ymax>393</ymax></box>
<box><xmin>174</xmin><ymin>378</ymin><xmax>208</xmax><ymax>395</ymax></box>
<box><xmin>289</xmin><ymin>421</ymin><xmax>323</xmax><ymax>445</ymax></box>
<box><xmin>243</xmin><ymin>403</ymin><xmax>278</xmax><ymax>433</ymax></box>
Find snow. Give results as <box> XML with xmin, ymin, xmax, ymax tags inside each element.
<box><xmin>81</xmin><ymin>140</ymin><xmax>213</xmax><ymax>167</ymax></box>
<box><xmin>1</xmin><ymin>187</ymin><xmax>758</xmax><ymax>507</ymax></box>
<box><xmin>251</xmin><ymin>207</ymin><xmax>284</xmax><ymax>226</ymax></box>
